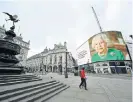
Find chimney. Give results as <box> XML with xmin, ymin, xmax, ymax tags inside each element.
<box><xmin>64</xmin><ymin>41</ymin><xmax>67</xmax><ymax>49</ymax></box>
<box><xmin>28</xmin><ymin>40</ymin><xmax>30</xmax><ymax>44</ymax></box>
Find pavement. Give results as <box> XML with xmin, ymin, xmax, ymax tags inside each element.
<box><xmin>87</xmin><ymin>73</ymin><xmax>132</xmax><ymax>80</ymax></box>
<box><xmin>40</xmin><ymin>72</ymin><xmax>132</xmax><ymax>102</ymax></box>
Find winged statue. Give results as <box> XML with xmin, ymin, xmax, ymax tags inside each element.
<box><xmin>3</xmin><ymin>12</ymin><xmax>20</xmax><ymax>26</ymax></box>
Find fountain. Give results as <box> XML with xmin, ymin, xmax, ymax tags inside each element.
<box><xmin>0</xmin><ymin>12</ymin><xmax>22</xmax><ymax>74</ymax></box>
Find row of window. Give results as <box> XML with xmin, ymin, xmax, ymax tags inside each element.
<box><xmin>14</xmin><ymin>39</ymin><xmax>29</xmax><ymax>48</ymax></box>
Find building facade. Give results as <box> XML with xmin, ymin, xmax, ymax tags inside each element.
<box><xmin>14</xmin><ymin>35</ymin><xmax>30</xmax><ymax>66</ymax></box>
<box><xmin>0</xmin><ymin>26</ymin><xmax>6</xmax><ymax>38</ymax></box>
<box><xmin>26</xmin><ymin>42</ymin><xmax>76</xmax><ymax>73</ymax></box>
<box><xmin>0</xmin><ymin>26</ymin><xmax>30</xmax><ymax>66</ymax></box>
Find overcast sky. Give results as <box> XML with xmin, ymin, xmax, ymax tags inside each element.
<box><xmin>0</xmin><ymin>0</ymin><xmax>132</xmax><ymax>58</ymax></box>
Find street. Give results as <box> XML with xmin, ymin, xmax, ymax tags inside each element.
<box><xmin>42</xmin><ymin>73</ymin><xmax>132</xmax><ymax>102</ymax></box>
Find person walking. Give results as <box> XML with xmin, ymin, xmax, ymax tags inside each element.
<box><xmin>79</xmin><ymin>68</ymin><xmax>87</xmax><ymax>90</ymax></box>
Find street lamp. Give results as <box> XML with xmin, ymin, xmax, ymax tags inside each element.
<box><xmin>65</xmin><ymin>51</ymin><xmax>68</xmax><ymax>78</ymax></box>
<box><xmin>40</xmin><ymin>56</ymin><xmax>44</xmax><ymax>75</ymax></box>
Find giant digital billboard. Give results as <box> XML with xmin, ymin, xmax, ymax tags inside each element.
<box><xmin>88</xmin><ymin>31</ymin><xmax>130</xmax><ymax>62</ymax></box>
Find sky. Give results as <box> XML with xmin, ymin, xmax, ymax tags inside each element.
<box><xmin>0</xmin><ymin>0</ymin><xmax>132</xmax><ymax>59</ymax></box>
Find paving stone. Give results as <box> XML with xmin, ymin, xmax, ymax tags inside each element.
<box><xmin>47</xmin><ymin>96</ymin><xmax>84</xmax><ymax>102</ymax></box>
<box><xmin>117</xmin><ymin>98</ymin><xmax>132</xmax><ymax>102</ymax></box>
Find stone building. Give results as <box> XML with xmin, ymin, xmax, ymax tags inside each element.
<box><xmin>26</xmin><ymin>42</ymin><xmax>76</xmax><ymax>73</ymax></box>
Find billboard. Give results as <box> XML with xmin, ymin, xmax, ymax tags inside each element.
<box><xmin>77</xmin><ymin>41</ymin><xmax>91</xmax><ymax>65</ymax></box>
<box><xmin>88</xmin><ymin>31</ymin><xmax>130</xmax><ymax>62</ymax></box>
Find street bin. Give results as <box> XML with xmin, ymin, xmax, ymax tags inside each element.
<box><xmin>74</xmin><ymin>71</ymin><xmax>78</xmax><ymax>76</ymax></box>
<box><xmin>74</xmin><ymin>67</ymin><xmax>78</xmax><ymax>76</ymax></box>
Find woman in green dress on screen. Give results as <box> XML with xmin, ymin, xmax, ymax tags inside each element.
<box><xmin>91</xmin><ymin>34</ymin><xmax>125</xmax><ymax>62</ymax></box>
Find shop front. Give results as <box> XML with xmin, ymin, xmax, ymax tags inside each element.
<box><xmin>92</xmin><ymin>60</ymin><xmax>132</xmax><ymax>74</ymax></box>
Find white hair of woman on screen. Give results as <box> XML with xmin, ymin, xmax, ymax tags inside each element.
<box><xmin>91</xmin><ymin>34</ymin><xmax>109</xmax><ymax>56</ymax></box>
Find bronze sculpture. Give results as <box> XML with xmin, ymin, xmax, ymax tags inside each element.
<box><xmin>3</xmin><ymin>12</ymin><xmax>20</xmax><ymax>27</ymax></box>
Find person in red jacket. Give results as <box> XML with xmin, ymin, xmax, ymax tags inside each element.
<box><xmin>79</xmin><ymin>68</ymin><xmax>87</xmax><ymax>90</ymax></box>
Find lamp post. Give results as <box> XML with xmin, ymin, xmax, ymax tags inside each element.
<box><xmin>65</xmin><ymin>50</ymin><xmax>68</xmax><ymax>78</ymax></box>
<box><xmin>41</xmin><ymin>56</ymin><xmax>44</xmax><ymax>75</ymax></box>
